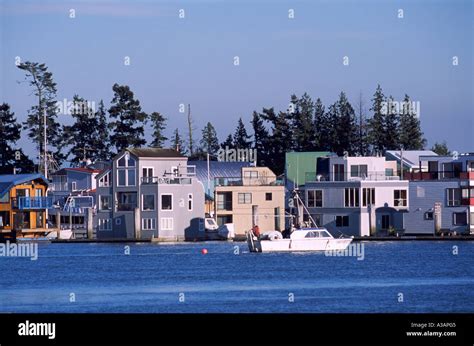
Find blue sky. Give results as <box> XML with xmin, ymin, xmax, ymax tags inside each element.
<box><xmin>0</xmin><ymin>0</ymin><xmax>472</xmax><ymax>162</ymax></box>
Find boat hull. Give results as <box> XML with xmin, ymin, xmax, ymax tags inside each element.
<box><xmin>248</xmin><ymin>235</ymin><xmax>353</xmax><ymax>253</ymax></box>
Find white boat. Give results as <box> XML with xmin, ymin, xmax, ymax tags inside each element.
<box><xmin>247</xmin><ymin>227</ymin><xmax>353</xmax><ymax>253</ymax></box>
<box><xmin>246</xmin><ymin>188</ymin><xmax>353</xmax><ymax>253</ymax></box>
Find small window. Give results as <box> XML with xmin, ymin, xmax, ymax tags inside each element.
<box><xmin>118</xmin><ymin>170</ymin><xmax>126</xmax><ymax>186</ymax></box>
<box><xmin>447</xmin><ymin>188</ymin><xmax>461</xmax><ymax>207</ymax></box>
<box><xmin>161</xmin><ymin>217</ymin><xmax>174</xmax><ymax>230</ymax></box>
<box><xmin>71</xmin><ymin>181</ymin><xmax>77</xmax><ymax>191</ymax></box>
<box><xmin>115</xmin><ymin>218</ymin><xmax>122</xmax><ymax>225</ymax></box>
<box><xmin>142</xmin><ymin>195</ymin><xmax>155</xmax><ymax>211</ymax></box>
<box><xmin>244</xmin><ymin>171</ymin><xmax>258</xmax><ymax>179</ymax></box>
<box><xmin>99</xmin><ymin>195</ymin><xmax>111</xmax><ymax>211</ymax></box>
<box><xmin>238</xmin><ymin>193</ymin><xmax>252</xmax><ymax>204</ymax></box>
<box><xmin>335</xmin><ymin>216</ymin><xmax>349</xmax><ymax>227</ymax></box>
<box><xmin>305</xmin><ymin>231</ymin><xmax>319</xmax><ymax>238</ymax></box>
<box><xmin>142</xmin><ymin>218</ymin><xmax>156</xmax><ymax>230</ymax></box>
<box><xmin>265</xmin><ymin>193</ymin><xmax>272</xmax><ymax>201</ymax></box>
<box><xmin>118</xmin><ymin>156</ymin><xmax>126</xmax><ymax>167</ymax></box>
<box><xmin>394</xmin><ymin>190</ymin><xmax>407</xmax><ymax>207</ymax></box>
<box><xmin>453</xmin><ymin>212</ymin><xmax>467</xmax><ymax>226</ymax></box>
<box><xmin>188</xmin><ymin>193</ymin><xmax>193</xmax><ymax>211</ymax></box>
<box><xmin>161</xmin><ymin>194</ymin><xmax>173</xmax><ymax>210</ymax></box>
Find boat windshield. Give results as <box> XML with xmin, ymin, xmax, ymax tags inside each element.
<box><xmin>304</xmin><ymin>230</ymin><xmax>332</xmax><ymax>238</ymax></box>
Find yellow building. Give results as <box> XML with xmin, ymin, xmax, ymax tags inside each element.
<box><xmin>214</xmin><ymin>167</ymin><xmax>285</xmax><ymax>234</ymax></box>
<box><xmin>0</xmin><ymin>174</ymin><xmax>51</xmax><ymax>238</ymax></box>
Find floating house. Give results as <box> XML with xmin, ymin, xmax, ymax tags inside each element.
<box><xmin>403</xmin><ymin>153</ymin><xmax>474</xmax><ymax>235</ymax></box>
<box><xmin>190</xmin><ymin>160</ymin><xmax>253</xmax><ymax>214</ymax></box>
<box><xmin>0</xmin><ymin>174</ymin><xmax>52</xmax><ymax>239</ymax></box>
<box><xmin>302</xmin><ymin>155</ymin><xmax>409</xmax><ymax>237</ymax></box>
<box><xmin>214</xmin><ymin>166</ymin><xmax>285</xmax><ymax>234</ymax></box>
<box><xmin>95</xmin><ymin>148</ymin><xmax>205</xmax><ymax>241</ymax></box>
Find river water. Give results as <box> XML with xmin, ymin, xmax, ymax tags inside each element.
<box><xmin>1</xmin><ymin>241</ymin><xmax>473</xmax><ymax>313</ymax></box>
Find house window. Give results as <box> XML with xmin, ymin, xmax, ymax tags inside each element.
<box><xmin>447</xmin><ymin>188</ymin><xmax>461</xmax><ymax>206</ymax></box>
<box><xmin>471</xmin><ymin>212</ymin><xmax>474</xmax><ymax>226</ymax></box>
<box><xmin>217</xmin><ymin>192</ymin><xmax>232</xmax><ymax>211</ymax></box>
<box><xmin>35</xmin><ymin>188</ymin><xmax>42</xmax><ymax>197</ymax></box>
<box><xmin>161</xmin><ymin>194</ymin><xmax>173</xmax><ymax>210</ymax></box>
<box><xmin>142</xmin><ymin>218</ymin><xmax>156</xmax><ymax>230</ymax></box>
<box><xmin>244</xmin><ymin>171</ymin><xmax>258</xmax><ymax>179</ymax></box>
<box><xmin>115</xmin><ymin>218</ymin><xmax>122</xmax><ymax>225</ymax></box>
<box><xmin>217</xmin><ymin>215</ymin><xmax>233</xmax><ymax>225</ymax></box>
<box><xmin>333</xmin><ymin>164</ymin><xmax>344</xmax><ymax>181</ymax></box>
<box><xmin>307</xmin><ymin>190</ymin><xmax>323</xmax><ymax>207</ymax></box>
<box><xmin>143</xmin><ymin>167</ymin><xmax>153</xmax><ymax>177</ymax></box>
<box><xmin>453</xmin><ymin>212</ymin><xmax>467</xmax><ymax>226</ymax></box>
<box><xmin>424</xmin><ymin>211</ymin><xmax>434</xmax><ymax>220</ymax></box>
<box><xmin>362</xmin><ymin>188</ymin><xmax>375</xmax><ymax>207</ymax></box>
<box><xmin>98</xmin><ymin>219</ymin><xmax>112</xmax><ymax>231</ymax></box>
<box><xmin>344</xmin><ymin>188</ymin><xmax>360</xmax><ymax>207</ymax></box>
<box><xmin>417</xmin><ymin>186</ymin><xmax>425</xmax><ymax>198</ymax></box>
<box><xmin>385</xmin><ymin>168</ymin><xmax>394</xmax><ymax>177</ymax></box>
<box><xmin>116</xmin><ymin>192</ymin><xmax>137</xmax><ymax>211</ymax></box>
<box><xmin>188</xmin><ymin>194</ymin><xmax>193</xmax><ymax>211</ymax></box>
<box><xmin>238</xmin><ymin>193</ymin><xmax>252</xmax><ymax>204</ymax></box>
<box><xmin>142</xmin><ymin>194</ymin><xmax>155</xmax><ymax>211</ymax></box>
<box><xmin>99</xmin><ymin>195</ymin><xmax>111</xmax><ymax>211</ymax></box>
<box><xmin>381</xmin><ymin>215</ymin><xmax>390</xmax><ymax>229</ymax></box>
<box><xmin>265</xmin><ymin>193</ymin><xmax>272</xmax><ymax>201</ymax></box>
<box><xmin>350</xmin><ymin>165</ymin><xmax>368</xmax><ymax>178</ymax></box>
<box><xmin>335</xmin><ymin>215</ymin><xmax>349</xmax><ymax>227</ymax></box>
<box><xmin>117</xmin><ymin>154</ymin><xmax>136</xmax><ymax>186</ymax></box>
<box><xmin>71</xmin><ymin>181</ymin><xmax>77</xmax><ymax>191</ymax></box>
<box><xmin>99</xmin><ymin>172</ymin><xmax>110</xmax><ymax>187</ymax></box>
<box><xmin>394</xmin><ymin>190</ymin><xmax>407</xmax><ymax>207</ymax></box>
<box><xmin>160</xmin><ymin>217</ymin><xmax>174</xmax><ymax>230</ymax></box>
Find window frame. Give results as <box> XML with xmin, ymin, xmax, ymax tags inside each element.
<box><xmin>160</xmin><ymin>193</ymin><xmax>173</xmax><ymax>211</ymax></box>
<box><xmin>142</xmin><ymin>194</ymin><xmax>156</xmax><ymax>212</ymax></box>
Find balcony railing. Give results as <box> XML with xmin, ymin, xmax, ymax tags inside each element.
<box><xmin>305</xmin><ymin>171</ymin><xmax>400</xmax><ymax>182</ymax></box>
<box><xmin>215</xmin><ymin>177</ymin><xmax>284</xmax><ymax>187</ymax></box>
<box><xmin>116</xmin><ymin>203</ymin><xmax>137</xmax><ymax>211</ymax></box>
<box><xmin>141</xmin><ymin>176</ymin><xmax>192</xmax><ymax>185</ymax></box>
<box><xmin>404</xmin><ymin>171</ymin><xmax>471</xmax><ymax>181</ymax></box>
<box><xmin>11</xmin><ymin>197</ymin><xmax>53</xmax><ymax>210</ymax></box>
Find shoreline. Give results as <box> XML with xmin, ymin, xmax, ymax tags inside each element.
<box><xmin>45</xmin><ymin>235</ymin><xmax>474</xmax><ymax>243</ymax></box>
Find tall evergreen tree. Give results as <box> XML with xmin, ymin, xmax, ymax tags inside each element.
<box><xmin>367</xmin><ymin>84</ymin><xmax>387</xmax><ymax>154</ymax></box>
<box><xmin>150</xmin><ymin>112</ymin><xmax>168</xmax><ymax>148</ymax></box>
<box><xmin>108</xmin><ymin>84</ymin><xmax>148</xmax><ymax>153</ymax></box>
<box><xmin>220</xmin><ymin>134</ymin><xmax>234</xmax><ymax>150</ymax></box>
<box><xmin>63</xmin><ymin>95</ymin><xmax>101</xmax><ymax>166</ymax></box>
<box><xmin>171</xmin><ymin>128</ymin><xmax>186</xmax><ymax>155</ymax></box>
<box><xmin>313</xmin><ymin>98</ymin><xmax>329</xmax><ymax>151</ymax></box>
<box><xmin>335</xmin><ymin>92</ymin><xmax>358</xmax><ymax>156</ymax></box>
<box><xmin>260</xmin><ymin>107</ymin><xmax>293</xmax><ymax>175</ymax></box>
<box><xmin>233</xmin><ymin>117</ymin><xmax>251</xmax><ymax>148</ymax></box>
<box><xmin>251</xmin><ymin>111</ymin><xmax>269</xmax><ymax>166</ymax></box>
<box><xmin>355</xmin><ymin>92</ymin><xmax>370</xmax><ymax>156</ymax></box>
<box><xmin>0</xmin><ymin>103</ymin><xmax>34</xmax><ymax>173</ymax></box>
<box><xmin>291</xmin><ymin>93</ymin><xmax>315</xmax><ymax>151</ymax></box>
<box><xmin>383</xmin><ymin>95</ymin><xmax>400</xmax><ymax>150</ymax></box>
<box><xmin>17</xmin><ymin>61</ymin><xmax>65</xmax><ymax>168</ymax></box>
<box><xmin>325</xmin><ymin>102</ymin><xmax>340</xmax><ymax>153</ymax></box>
<box><xmin>93</xmin><ymin>100</ymin><xmax>112</xmax><ymax>162</ymax></box>
<box><xmin>398</xmin><ymin>94</ymin><xmax>425</xmax><ymax>150</ymax></box>
<box><xmin>431</xmin><ymin>141</ymin><xmax>450</xmax><ymax>156</ymax></box>
<box><xmin>200</xmin><ymin>122</ymin><xmax>219</xmax><ymax>156</ymax></box>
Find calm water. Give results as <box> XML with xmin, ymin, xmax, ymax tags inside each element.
<box><xmin>0</xmin><ymin>241</ymin><xmax>473</xmax><ymax>313</ymax></box>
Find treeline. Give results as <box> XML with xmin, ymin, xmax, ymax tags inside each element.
<box><xmin>1</xmin><ymin>61</ymin><xmax>434</xmax><ymax>175</ymax></box>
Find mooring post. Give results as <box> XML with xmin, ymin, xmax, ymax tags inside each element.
<box><xmin>87</xmin><ymin>208</ymin><xmax>93</xmax><ymax>239</ymax></box>
<box><xmin>56</xmin><ymin>209</ymin><xmax>61</xmax><ymax>239</ymax></box>
<box><xmin>134</xmin><ymin>207</ymin><xmax>141</xmax><ymax>240</ymax></box>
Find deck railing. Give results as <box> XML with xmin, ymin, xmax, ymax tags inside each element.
<box><xmin>11</xmin><ymin>197</ymin><xmax>53</xmax><ymax>210</ymax></box>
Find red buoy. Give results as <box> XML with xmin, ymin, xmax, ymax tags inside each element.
<box><xmin>201</xmin><ymin>248</ymin><xmax>208</xmax><ymax>255</ymax></box>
